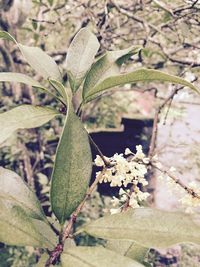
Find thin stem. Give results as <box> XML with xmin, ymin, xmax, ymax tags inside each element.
<box><xmin>152</xmin><ymin>163</ymin><xmax>200</xmax><ymax>200</ymax></box>
<box><xmin>88</xmin><ymin>134</ymin><xmax>112</xmax><ymax>167</ymax></box>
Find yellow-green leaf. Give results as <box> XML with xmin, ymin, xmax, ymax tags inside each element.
<box><xmin>0</xmin><ymin>105</ymin><xmax>59</xmax><ymax>144</ymax></box>
<box><xmin>106</xmin><ymin>240</ymin><xmax>149</xmax><ymax>263</ymax></box>
<box><xmin>0</xmin><ymin>31</ymin><xmax>61</xmax><ymax>81</ymax></box>
<box><xmin>84</xmin><ymin>208</ymin><xmax>200</xmax><ymax>248</ymax></box>
<box><xmin>83</xmin><ymin>46</ymin><xmax>141</xmax><ymax>98</ymax></box>
<box><xmin>0</xmin><ymin>200</ymin><xmax>55</xmax><ymax>248</ymax></box>
<box><xmin>83</xmin><ymin>68</ymin><xmax>200</xmax><ymax>103</ymax></box>
<box><xmin>0</xmin><ymin>167</ymin><xmax>46</xmax><ymax>220</ymax></box>
<box><xmin>61</xmin><ymin>246</ymin><xmax>145</xmax><ymax>267</ymax></box>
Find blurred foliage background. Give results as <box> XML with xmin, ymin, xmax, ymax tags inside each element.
<box><xmin>0</xmin><ymin>0</ymin><xmax>200</xmax><ymax>266</ymax></box>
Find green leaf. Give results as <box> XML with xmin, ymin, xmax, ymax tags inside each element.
<box><xmin>0</xmin><ymin>72</ymin><xmax>65</xmax><ymax>103</ymax></box>
<box><xmin>83</xmin><ymin>46</ymin><xmax>141</xmax><ymax>98</ymax></box>
<box><xmin>0</xmin><ymin>31</ymin><xmax>16</xmax><ymax>42</ymax></box>
<box><xmin>61</xmin><ymin>246</ymin><xmax>145</xmax><ymax>267</ymax></box>
<box><xmin>66</xmin><ymin>27</ymin><xmax>100</xmax><ymax>92</ymax></box>
<box><xmin>49</xmin><ymin>79</ymin><xmax>68</xmax><ymax>104</ymax></box>
<box><xmin>0</xmin><ymin>72</ymin><xmax>45</xmax><ymax>88</ymax></box>
<box><xmin>50</xmin><ymin>95</ymin><xmax>92</xmax><ymax>224</ymax></box>
<box><xmin>106</xmin><ymin>240</ymin><xmax>149</xmax><ymax>263</ymax></box>
<box><xmin>0</xmin><ymin>167</ymin><xmax>57</xmax><ymax>248</ymax></box>
<box><xmin>18</xmin><ymin>44</ymin><xmax>62</xmax><ymax>81</ymax></box>
<box><xmin>83</xmin><ymin>68</ymin><xmax>200</xmax><ymax>103</ymax></box>
<box><xmin>36</xmin><ymin>253</ymin><xmax>49</xmax><ymax>267</ymax></box>
<box><xmin>0</xmin><ymin>105</ymin><xmax>59</xmax><ymax>144</ymax></box>
<box><xmin>0</xmin><ymin>167</ymin><xmax>46</xmax><ymax>220</ymax></box>
<box><xmin>84</xmin><ymin>208</ymin><xmax>200</xmax><ymax>248</ymax></box>
<box><xmin>0</xmin><ymin>200</ymin><xmax>55</xmax><ymax>248</ymax></box>
<box><xmin>0</xmin><ymin>31</ymin><xmax>61</xmax><ymax>81</ymax></box>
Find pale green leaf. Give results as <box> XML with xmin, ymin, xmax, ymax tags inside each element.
<box><xmin>49</xmin><ymin>79</ymin><xmax>68</xmax><ymax>105</ymax></box>
<box><xmin>0</xmin><ymin>200</ymin><xmax>55</xmax><ymax>248</ymax></box>
<box><xmin>0</xmin><ymin>105</ymin><xmax>59</xmax><ymax>144</ymax></box>
<box><xmin>66</xmin><ymin>27</ymin><xmax>100</xmax><ymax>92</ymax></box>
<box><xmin>106</xmin><ymin>240</ymin><xmax>149</xmax><ymax>263</ymax></box>
<box><xmin>83</xmin><ymin>46</ymin><xmax>141</xmax><ymax>98</ymax></box>
<box><xmin>50</xmin><ymin>95</ymin><xmax>92</xmax><ymax>224</ymax></box>
<box><xmin>83</xmin><ymin>68</ymin><xmax>200</xmax><ymax>103</ymax></box>
<box><xmin>0</xmin><ymin>31</ymin><xmax>61</xmax><ymax>81</ymax></box>
<box><xmin>0</xmin><ymin>167</ymin><xmax>46</xmax><ymax>220</ymax></box>
<box><xmin>0</xmin><ymin>72</ymin><xmax>45</xmax><ymax>89</ymax></box>
<box><xmin>61</xmin><ymin>246</ymin><xmax>145</xmax><ymax>267</ymax></box>
<box><xmin>36</xmin><ymin>253</ymin><xmax>49</xmax><ymax>267</ymax></box>
<box><xmin>0</xmin><ymin>72</ymin><xmax>65</xmax><ymax>102</ymax></box>
<box><xmin>18</xmin><ymin>43</ymin><xmax>61</xmax><ymax>81</ymax></box>
<box><xmin>84</xmin><ymin>208</ymin><xmax>200</xmax><ymax>248</ymax></box>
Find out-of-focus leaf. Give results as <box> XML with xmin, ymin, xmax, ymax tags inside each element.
<box><xmin>0</xmin><ymin>72</ymin><xmax>63</xmax><ymax>102</ymax></box>
<box><xmin>84</xmin><ymin>208</ymin><xmax>200</xmax><ymax>248</ymax></box>
<box><xmin>83</xmin><ymin>46</ymin><xmax>141</xmax><ymax>98</ymax></box>
<box><xmin>0</xmin><ymin>31</ymin><xmax>61</xmax><ymax>81</ymax></box>
<box><xmin>0</xmin><ymin>105</ymin><xmax>59</xmax><ymax>144</ymax></box>
<box><xmin>83</xmin><ymin>68</ymin><xmax>200</xmax><ymax>103</ymax></box>
<box><xmin>61</xmin><ymin>246</ymin><xmax>145</xmax><ymax>267</ymax></box>
<box><xmin>0</xmin><ymin>167</ymin><xmax>46</xmax><ymax>220</ymax></box>
<box><xmin>50</xmin><ymin>93</ymin><xmax>92</xmax><ymax>224</ymax></box>
<box><xmin>0</xmin><ymin>72</ymin><xmax>45</xmax><ymax>89</ymax></box>
<box><xmin>66</xmin><ymin>27</ymin><xmax>100</xmax><ymax>92</ymax></box>
<box><xmin>0</xmin><ymin>201</ymin><xmax>54</xmax><ymax>248</ymax></box>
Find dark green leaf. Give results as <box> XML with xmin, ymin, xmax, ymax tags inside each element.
<box><xmin>66</xmin><ymin>27</ymin><xmax>100</xmax><ymax>92</ymax></box>
<box><xmin>0</xmin><ymin>105</ymin><xmax>59</xmax><ymax>144</ymax></box>
<box><xmin>84</xmin><ymin>208</ymin><xmax>200</xmax><ymax>248</ymax></box>
<box><xmin>83</xmin><ymin>68</ymin><xmax>200</xmax><ymax>103</ymax></box>
<box><xmin>61</xmin><ymin>246</ymin><xmax>145</xmax><ymax>267</ymax></box>
<box><xmin>83</xmin><ymin>46</ymin><xmax>141</xmax><ymax>98</ymax></box>
<box><xmin>50</xmin><ymin>95</ymin><xmax>92</xmax><ymax>224</ymax></box>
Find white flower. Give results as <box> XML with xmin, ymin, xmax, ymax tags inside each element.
<box><xmin>135</xmin><ymin>145</ymin><xmax>145</xmax><ymax>159</ymax></box>
<box><xmin>94</xmin><ymin>155</ymin><xmax>104</xmax><ymax>167</ymax></box>
<box><xmin>119</xmin><ymin>188</ymin><xmax>127</xmax><ymax>195</ymax></box>
<box><xmin>129</xmin><ymin>195</ymin><xmax>140</xmax><ymax>208</ymax></box>
<box><xmin>143</xmin><ymin>157</ymin><xmax>150</xmax><ymax>164</ymax></box>
<box><xmin>169</xmin><ymin>166</ymin><xmax>176</xmax><ymax>172</ymax></box>
<box><xmin>110</xmin><ymin>208</ymin><xmax>121</xmax><ymax>215</ymax></box>
<box><xmin>111</xmin><ymin>197</ymin><xmax>120</xmax><ymax>207</ymax></box>
<box><xmin>125</xmin><ymin>148</ymin><xmax>133</xmax><ymax>155</ymax></box>
<box><xmin>137</xmin><ymin>191</ymin><xmax>150</xmax><ymax>201</ymax></box>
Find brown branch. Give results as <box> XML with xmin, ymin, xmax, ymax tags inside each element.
<box><xmin>152</xmin><ymin>163</ymin><xmax>200</xmax><ymax>200</ymax></box>
<box><xmin>45</xmin><ymin>169</ymin><xmax>106</xmax><ymax>266</ymax></box>
<box><xmin>148</xmin><ymin>87</ymin><xmax>183</xmax><ymax>158</ymax></box>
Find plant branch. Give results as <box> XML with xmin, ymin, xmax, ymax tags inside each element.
<box><xmin>152</xmin><ymin>163</ymin><xmax>200</xmax><ymax>200</ymax></box>
<box><xmin>45</xmin><ymin>169</ymin><xmax>106</xmax><ymax>266</ymax></box>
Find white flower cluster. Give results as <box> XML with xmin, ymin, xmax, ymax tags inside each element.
<box><xmin>94</xmin><ymin>145</ymin><xmax>150</xmax><ymax>214</ymax></box>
